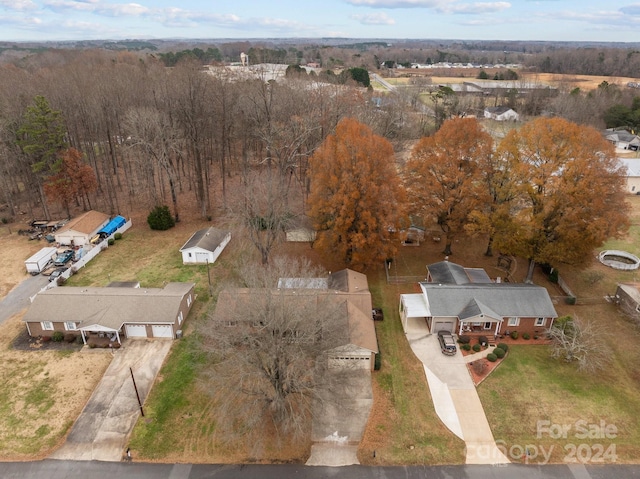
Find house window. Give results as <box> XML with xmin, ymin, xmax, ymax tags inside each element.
<box><xmin>178</xmin><ymin>311</ymin><xmax>183</xmax><ymax>325</ymax></box>
<box><xmin>484</xmin><ymin>322</ymin><xmax>492</xmax><ymax>330</ymax></box>
<box><xmin>508</xmin><ymin>317</ymin><xmax>519</xmax><ymax>327</ymax></box>
<box><xmin>633</xmin><ymin>186</ymin><xmax>637</xmax><ymax>192</ymax></box>
<box><xmin>188</xmin><ymin>252</ymin><xmax>192</xmax><ymax>258</ymax></box>
<box><xmin>187</xmin><ymin>294</ymin><xmax>192</xmax><ymax>307</ymax></box>
<box><xmin>41</xmin><ymin>321</ymin><xmax>54</xmax><ymax>331</ymax></box>
<box><xmin>64</xmin><ymin>321</ymin><xmax>77</xmax><ymax>331</ymax></box>
<box><xmin>535</xmin><ymin>317</ymin><xmax>546</xmax><ymax>327</ymax></box>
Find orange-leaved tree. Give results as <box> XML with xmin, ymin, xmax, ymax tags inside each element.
<box><xmin>496</xmin><ymin>117</ymin><xmax>630</xmax><ymax>282</ymax></box>
<box><xmin>404</xmin><ymin>117</ymin><xmax>492</xmax><ymax>256</ymax></box>
<box><xmin>44</xmin><ymin>148</ymin><xmax>98</xmax><ymax>217</ymax></box>
<box><xmin>308</xmin><ymin>118</ymin><xmax>407</xmax><ymax>269</ymax></box>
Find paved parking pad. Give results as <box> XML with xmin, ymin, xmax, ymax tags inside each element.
<box><xmin>306</xmin><ymin>369</ymin><xmax>373</xmax><ymax>466</ymax></box>
<box><xmin>50</xmin><ymin>340</ymin><xmax>172</xmax><ymax>462</ymax></box>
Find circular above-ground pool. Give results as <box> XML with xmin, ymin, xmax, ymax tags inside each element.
<box><xmin>598</xmin><ymin>250</ymin><xmax>640</xmax><ymax>270</ymax></box>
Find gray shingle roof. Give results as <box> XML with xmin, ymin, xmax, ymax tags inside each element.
<box><xmin>180</xmin><ymin>227</ymin><xmax>230</xmax><ymax>252</ymax></box>
<box><xmin>427</xmin><ymin>261</ymin><xmax>492</xmax><ymax>284</ymax></box>
<box><xmin>23</xmin><ymin>283</ymin><xmax>195</xmax><ymax>330</ymax></box>
<box><xmin>420</xmin><ymin>282</ymin><xmax>557</xmax><ymax>319</ymax></box>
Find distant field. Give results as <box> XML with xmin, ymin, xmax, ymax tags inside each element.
<box><xmin>382</xmin><ymin>71</ymin><xmax>639</xmax><ymax>91</ymax></box>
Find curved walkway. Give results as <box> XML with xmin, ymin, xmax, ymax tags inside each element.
<box><xmin>405</xmin><ymin>322</ymin><xmax>509</xmax><ymax>464</ymax></box>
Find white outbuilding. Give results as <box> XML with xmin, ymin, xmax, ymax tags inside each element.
<box><xmin>179</xmin><ymin>227</ymin><xmax>231</xmax><ymax>265</ymax></box>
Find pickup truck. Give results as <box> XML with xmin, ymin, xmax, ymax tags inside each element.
<box><xmin>53</xmin><ymin>250</ymin><xmax>74</xmax><ymax>267</ymax></box>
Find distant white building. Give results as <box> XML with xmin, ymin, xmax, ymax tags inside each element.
<box><xmin>484</xmin><ymin>106</ymin><xmax>519</xmax><ymax>122</ymax></box>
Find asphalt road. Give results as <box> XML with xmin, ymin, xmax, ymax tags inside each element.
<box><xmin>2</xmin><ymin>461</ymin><xmax>640</xmax><ymax>479</ymax></box>
<box><xmin>0</xmin><ymin>273</ymin><xmax>48</xmax><ymax>324</ymax></box>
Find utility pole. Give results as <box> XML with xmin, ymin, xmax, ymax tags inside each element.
<box><xmin>129</xmin><ymin>367</ymin><xmax>144</xmax><ymax>417</ymax></box>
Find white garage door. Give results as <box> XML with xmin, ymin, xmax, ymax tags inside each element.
<box><xmin>152</xmin><ymin>324</ymin><xmax>173</xmax><ymax>338</ymax></box>
<box><xmin>328</xmin><ymin>356</ymin><xmax>371</xmax><ymax>370</ymax></box>
<box><xmin>195</xmin><ymin>252</ymin><xmax>210</xmax><ymax>263</ymax></box>
<box><xmin>434</xmin><ymin>321</ymin><xmax>454</xmax><ymax>333</ymax></box>
<box><xmin>126</xmin><ymin>324</ymin><xmax>147</xmax><ymax>338</ymax></box>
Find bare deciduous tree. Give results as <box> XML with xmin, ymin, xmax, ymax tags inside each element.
<box><xmin>200</xmin><ymin>257</ymin><xmax>347</xmax><ymax>442</ymax></box>
<box><xmin>548</xmin><ymin>315</ymin><xmax>610</xmax><ymax>374</ymax></box>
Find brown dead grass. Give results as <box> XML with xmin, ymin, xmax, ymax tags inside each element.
<box><xmin>0</xmin><ymin>226</ymin><xmax>45</xmax><ymax>301</ymax></box>
<box><xmin>0</xmin><ymin>313</ymin><xmax>111</xmax><ymax>460</ymax></box>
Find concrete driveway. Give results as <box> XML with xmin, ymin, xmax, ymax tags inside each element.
<box><xmin>49</xmin><ymin>339</ymin><xmax>172</xmax><ymax>462</ymax></box>
<box><xmin>406</xmin><ymin>325</ymin><xmax>509</xmax><ymax>465</ymax></box>
<box><xmin>306</xmin><ymin>369</ymin><xmax>373</xmax><ymax>467</ymax></box>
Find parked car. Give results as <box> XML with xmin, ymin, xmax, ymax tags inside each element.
<box><xmin>437</xmin><ymin>330</ymin><xmax>457</xmax><ymax>356</ymax></box>
<box><xmin>53</xmin><ymin>249</ymin><xmax>74</xmax><ymax>267</ymax></box>
<box><xmin>48</xmin><ymin>267</ymin><xmax>68</xmax><ymax>282</ymax></box>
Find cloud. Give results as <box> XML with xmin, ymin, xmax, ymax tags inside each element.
<box><xmin>0</xmin><ymin>13</ymin><xmax>42</xmax><ymax>26</ymax></box>
<box><xmin>351</xmin><ymin>12</ymin><xmax>396</xmax><ymax>24</ymax></box>
<box><xmin>345</xmin><ymin>0</ymin><xmax>446</xmax><ymax>8</ymax></box>
<box><xmin>345</xmin><ymin>0</ymin><xmax>510</xmax><ymax>14</ymax></box>
<box><xmin>620</xmin><ymin>4</ymin><xmax>640</xmax><ymax>15</ymax></box>
<box><xmin>440</xmin><ymin>2</ymin><xmax>510</xmax><ymax>14</ymax></box>
<box><xmin>43</xmin><ymin>0</ymin><xmax>150</xmax><ymax>16</ymax></box>
<box><xmin>0</xmin><ymin>0</ymin><xmax>38</xmax><ymax>11</ymax></box>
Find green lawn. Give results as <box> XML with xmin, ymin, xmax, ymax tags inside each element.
<box><xmin>479</xmin><ymin>344</ymin><xmax>640</xmax><ymax>463</ymax></box>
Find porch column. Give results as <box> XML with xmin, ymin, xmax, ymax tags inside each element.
<box><xmin>494</xmin><ymin>321</ymin><xmax>500</xmax><ymax>337</ymax></box>
<box><xmin>81</xmin><ymin>330</ymin><xmax>87</xmax><ymax>345</ymax></box>
<box><xmin>116</xmin><ymin>331</ymin><xmax>121</xmax><ymax>345</ymax></box>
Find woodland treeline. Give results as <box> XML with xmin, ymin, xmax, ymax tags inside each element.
<box><xmin>0</xmin><ymin>50</ymin><xmax>406</xmax><ymax>225</ymax></box>
<box><xmin>0</xmin><ymin>47</ymin><xmax>637</xmax><ymax>268</ymax></box>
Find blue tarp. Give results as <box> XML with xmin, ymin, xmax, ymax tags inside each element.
<box><xmin>98</xmin><ymin>215</ymin><xmax>126</xmax><ymax>236</ymax></box>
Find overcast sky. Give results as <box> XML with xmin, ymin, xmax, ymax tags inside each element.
<box><xmin>1</xmin><ymin>0</ymin><xmax>640</xmax><ymax>43</ymax></box>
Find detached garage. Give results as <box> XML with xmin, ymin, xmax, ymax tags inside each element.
<box><xmin>180</xmin><ymin>227</ymin><xmax>231</xmax><ymax>265</ymax></box>
<box><xmin>23</xmin><ymin>282</ymin><xmax>196</xmax><ymax>343</ymax></box>
<box><xmin>54</xmin><ymin>210</ymin><xmax>110</xmax><ymax>246</ymax></box>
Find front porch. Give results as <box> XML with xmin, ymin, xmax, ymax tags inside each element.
<box><xmin>79</xmin><ymin>324</ymin><xmax>123</xmax><ymax>346</ymax></box>
<box><xmin>457</xmin><ymin>318</ymin><xmax>502</xmax><ymax>338</ymax></box>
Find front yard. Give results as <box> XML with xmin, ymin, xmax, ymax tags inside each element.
<box><xmin>0</xmin><ymin>313</ymin><xmax>111</xmax><ymax>459</ymax></box>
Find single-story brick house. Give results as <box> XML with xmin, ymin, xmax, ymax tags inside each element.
<box><xmin>54</xmin><ymin>210</ymin><xmax>110</xmax><ymax>246</ymax></box>
<box><xmin>400</xmin><ymin>261</ymin><xmax>557</xmax><ymax>337</ymax></box>
<box><xmin>23</xmin><ymin>282</ymin><xmax>196</xmax><ymax>343</ymax></box>
<box><xmin>213</xmin><ymin>269</ymin><xmax>378</xmax><ymax>370</ymax></box>
<box><xmin>180</xmin><ymin>227</ymin><xmax>231</xmax><ymax>265</ymax></box>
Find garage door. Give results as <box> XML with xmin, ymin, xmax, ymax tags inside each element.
<box><xmin>434</xmin><ymin>321</ymin><xmax>454</xmax><ymax>333</ymax></box>
<box><xmin>328</xmin><ymin>356</ymin><xmax>371</xmax><ymax>370</ymax></box>
<box><xmin>152</xmin><ymin>324</ymin><xmax>174</xmax><ymax>339</ymax></box>
<box><xmin>125</xmin><ymin>324</ymin><xmax>147</xmax><ymax>338</ymax></box>
<box><xmin>195</xmin><ymin>252</ymin><xmax>210</xmax><ymax>263</ymax></box>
